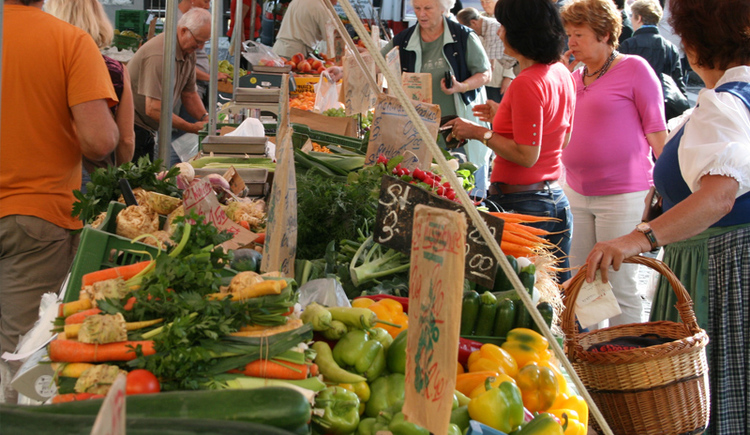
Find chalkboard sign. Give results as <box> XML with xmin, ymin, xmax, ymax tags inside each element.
<box><xmin>374</xmin><ymin>176</ymin><xmax>504</xmax><ymax>288</ymax></box>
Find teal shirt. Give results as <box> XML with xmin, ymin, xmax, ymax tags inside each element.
<box><xmin>420</xmin><ymin>37</ymin><xmax>456</xmax><ymax>117</ymax></box>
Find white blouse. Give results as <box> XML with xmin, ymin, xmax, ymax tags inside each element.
<box><xmin>669</xmin><ymin>66</ymin><xmax>750</xmax><ymax>198</ymax></box>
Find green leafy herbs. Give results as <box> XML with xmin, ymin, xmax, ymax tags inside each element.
<box><xmin>72</xmin><ymin>156</ymin><xmax>181</xmax><ymax>223</ymax></box>
<box><xmin>295</xmin><ymin>170</ymin><xmax>381</xmax><ymax>260</ymax></box>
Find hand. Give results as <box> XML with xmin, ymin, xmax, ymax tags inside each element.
<box><xmin>443</xmin><ymin>117</ymin><xmax>482</xmax><ymax>143</ymax></box>
<box><xmin>561</xmin><ymin>49</ymin><xmax>581</xmax><ymax>72</ymax></box>
<box><xmin>192</xmin><ymin>120</ymin><xmax>207</xmax><ymax>134</ymax></box>
<box><xmin>325</xmin><ymin>66</ymin><xmax>344</xmax><ymax>82</ymax></box>
<box><xmin>440</xmin><ymin>74</ymin><xmax>467</xmax><ymax>95</ymax></box>
<box><xmin>217</xmin><ymin>72</ymin><xmax>230</xmax><ymax>81</ymax></box>
<box><xmin>472</xmin><ymin>101</ymin><xmax>499</xmax><ymax>123</ymax></box>
<box><xmin>500</xmin><ymin>77</ymin><xmax>513</xmax><ymax>95</ymax></box>
<box><xmin>584</xmin><ymin>232</ymin><xmax>651</xmax><ymax>283</ymax></box>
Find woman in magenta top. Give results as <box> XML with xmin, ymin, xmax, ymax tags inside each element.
<box><xmin>445</xmin><ymin>0</ymin><xmax>576</xmax><ymax>284</ymax></box>
<box><xmin>561</xmin><ymin>0</ymin><xmax>666</xmax><ymax>327</ymax></box>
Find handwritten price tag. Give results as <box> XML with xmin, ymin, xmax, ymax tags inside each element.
<box><xmin>373</xmin><ymin>176</ymin><xmax>504</xmax><ymax>288</ymax></box>
<box><xmin>184</xmin><ymin>179</ymin><xmax>257</xmax><ymax>250</ymax></box>
<box><xmin>90</xmin><ymin>373</ymin><xmax>126</xmax><ymax>435</ymax></box>
<box><xmin>365</xmin><ymin>94</ymin><xmax>439</xmax><ymax>170</ymax></box>
<box><xmin>402</xmin><ymin>204</ymin><xmax>466</xmax><ymax>435</ymax></box>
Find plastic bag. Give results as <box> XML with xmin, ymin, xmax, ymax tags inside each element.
<box><xmin>298</xmin><ymin>278</ymin><xmax>351</xmax><ymax>308</ymax></box>
<box><xmin>171</xmin><ymin>133</ymin><xmax>200</xmax><ymax>162</ymax></box>
<box><xmin>313</xmin><ymin>71</ymin><xmax>342</xmax><ymax>114</ymax></box>
<box><xmin>241</xmin><ymin>40</ymin><xmax>285</xmax><ymax>67</ymax></box>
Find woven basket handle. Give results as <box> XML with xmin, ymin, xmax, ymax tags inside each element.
<box><xmin>561</xmin><ymin>256</ymin><xmax>702</xmax><ymax>358</ymax></box>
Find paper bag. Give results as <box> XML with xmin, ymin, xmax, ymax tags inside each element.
<box><xmin>365</xmin><ymin>93</ymin><xmax>440</xmax><ymax>170</ymax></box>
<box><xmin>289</xmin><ymin>107</ymin><xmax>358</xmax><ymax>138</ymax></box>
<box><xmin>402</xmin><ymin>204</ymin><xmax>466</xmax><ymax>435</ymax></box>
<box><xmin>401</xmin><ymin>72</ymin><xmax>432</xmax><ymax>103</ymax></box>
<box><xmin>384</xmin><ymin>47</ymin><xmax>402</xmax><ymax>90</ymax></box>
<box><xmin>340</xmin><ymin>52</ymin><xmax>377</xmax><ymax>116</ymax></box>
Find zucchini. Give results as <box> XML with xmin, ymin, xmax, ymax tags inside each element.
<box><xmin>514</xmin><ymin>268</ymin><xmax>536</xmax><ymax>330</ymax></box>
<box><xmin>492</xmin><ymin>297</ymin><xmax>516</xmax><ymax>338</ymax></box>
<box><xmin>531</xmin><ymin>301</ymin><xmax>555</xmax><ymax>334</ymax></box>
<box><xmin>0</xmin><ymin>406</ymin><xmax>299</xmax><ymax>435</ymax></box>
<box><xmin>492</xmin><ymin>255</ymin><xmax>518</xmax><ymax>292</ymax></box>
<box><xmin>460</xmin><ymin>291</ymin><xmax>481</xmax><ymax>335</ymax></box>
<box><xmin>15</xmin><ymin>387</ymin><xmax>310</xmax><ymax>432</ymax></box>
<box><xmin>474</xmin><ymin>292</ymin><xmax>498</xmax><ymax>336</ymax></box>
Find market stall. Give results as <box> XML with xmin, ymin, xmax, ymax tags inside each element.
<box><xmin>0</xmin><ymin>0</ymin><xmax>712</xmax><ymax>434</ymax></box>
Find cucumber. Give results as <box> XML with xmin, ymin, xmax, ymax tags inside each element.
<box><xmin>492</xmin><ymin>297</ymin><xmax>516</xmax><ymax>338</ymax></box>
<box><xmin>474</xmin><ymin>291</ymin><xmax>498</xmax><ymax>336</ymax></box>
<box><xmin>531</xmin><ymin>301</ymin><xmax>555</xmax><ymax>334</ymax></box>
<box><xmin>460</xmin><ymin>291</ymin><xmax>481</xmax><ymax>335</ymax></box>
<box><xmin>0</xmin><ymin>406</ymin><xmax>299</xmax><ymax>435</ymax></box>
<box><xmin>514</xmin><ymin>268</ymin><xmax>536</xmax><ymax>330</ymax></box>
<box><xmin>15</xmin><ymin>387</ymin><xmax>310</xmax><ymax>432</ymax></box>
<box><xmin>492</xmin><ymin>255</ymin><xmax>518</xmax><ymax>292</ymax></box>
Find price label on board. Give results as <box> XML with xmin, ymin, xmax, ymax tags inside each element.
<box><xmin>91</xmin><ymin>373</ymin><xmax>126</xmax><ymax>435</ymax></box>
<box><xmin>365</xmin><ymin>93</ymin><xmax>440</xmax><ymax>170</ymax></box>
<box><xmin>402</xmin><ymin>204</ymin><xmax>465</xmax><ymax>435</ymax></box>
<box><xmin>373</xmin><ymin>176</ymin><xmax>504</xmax><ymax>288</ymax></box>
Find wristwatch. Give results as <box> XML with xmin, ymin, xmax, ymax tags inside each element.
<box><xmin>482</xmin><ymin>130</ymin><xmax>493</xmax><ymax>146</ymax></box>
<box><xmin>635</xmin><ymin>222</ymin><xmax>659</xmax><ymax>251</ymax></box>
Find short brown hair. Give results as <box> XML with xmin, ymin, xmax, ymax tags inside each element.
<box><xmin>561</xmin><ymin>0</ymin><xmax>622</xmax><ymax>49</ymax></box>
<box><xmin>630</xmin><ymin>0</ymin><xmax>662</xmax><ymax>26</ymax></box>
<box><xmin>670</xmin><ymin>0</ymin><xmax>750</xmax><ymax>70</ymax></box>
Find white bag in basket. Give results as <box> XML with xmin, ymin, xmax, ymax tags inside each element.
<box><xmin>313</xmin><ymin>71</ymin><xmax>343</xmax><ymax>114</ymax></box>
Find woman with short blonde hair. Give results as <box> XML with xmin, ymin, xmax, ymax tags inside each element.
<box><xmin>45</xmin><ymin>0</ymin><xmax>113</xmax><ymax>49</ymax></box>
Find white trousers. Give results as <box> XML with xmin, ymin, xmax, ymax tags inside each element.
<box><xmin>565</xmin><ymin>187</ymin><xmax>649</xmax><ymax>327</ymax></box>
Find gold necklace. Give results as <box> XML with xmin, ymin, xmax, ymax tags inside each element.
<box><xmin>583</xmin><ymin>50</ymin><xmax>619</xmax><ymax>79</ymax></box>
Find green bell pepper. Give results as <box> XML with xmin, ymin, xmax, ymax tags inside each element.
<box><xmin>368</xmin><ymin>327</ymin><xmax>393</xmax><ymax>350</ymax></box>
<box><xmin>387</xmin><ymin>330</ymin><xmax>407</xmax><ymax>374</ymax></box>
<box><xmin>447</xmin><ymin>423</ymin><xmax>463</xmax><ymax>435</ymax></box>
<box><xmin>450</xmin><ymin>405</ymin><xmax>470</xmax><ymax>432</ymax></box>
<box><xmin>515</xmin><ymin>412</ymin><xmax>564</xmax><ymax>435</ymax></box>
<box><xmin>388</xmin><ymin>412</ymin><xmax>429</xmax><ymax>435</ymax></box>
<box><xmin>364</xmin><ymin>373</ymin><xmax>405</xmax><ymax>418</ymax></box>
<box><xmin>468</xmin><ymin>379</ymin><xmax>524</xmax><ymax>433</ymax></box>
<box><xmin>333</xmin><ymin>329</ymin><xmax>386</xmax><ymax>381</ymax></box>
<box><xmin>313</xmin><ymin>386</ymin><xmax>361</xmax><ymax>435</ymax></box>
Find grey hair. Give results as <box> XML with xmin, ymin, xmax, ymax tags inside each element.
<box><xmin>423</xmin><ymin>0</ymin><xmax>455</xmax><ymax>13</ymax></box>
<box><xmin>178</xmin><ymin>7</ymin><xmax>211</xmax><ymax>32</ymax></box>
<box><xmin>456</xmin><ymin>7</ymin><xmax>481</xmax><ymax>26</ymax></box>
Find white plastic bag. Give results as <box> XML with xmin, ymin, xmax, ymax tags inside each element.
<box><xmin>171</xmin><ymin>133</ymin><xmax>200</xmax><ymax>162</ymax></box>
<box><xmin>313</xmin><ymin>71</ymin><xmax>342</xmax><ymax>114</ymax></box>
<box><xmin>241</xmin><ymin>40</ymin><xmax>285</xmax><ymax>67</ymax></box>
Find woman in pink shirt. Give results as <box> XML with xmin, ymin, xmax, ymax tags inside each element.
<box><xmin>561</xmin><ymin>0</ymin><xmax>666</xmax><ymax>327</ymax></box>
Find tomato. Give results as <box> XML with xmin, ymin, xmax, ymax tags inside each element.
<box><xmin>126</xmin><ymin>369</ymin><xmax>160</xmax><ymax>395</ymax></box>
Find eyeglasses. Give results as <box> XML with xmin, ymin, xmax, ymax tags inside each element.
<box><xmin>187</xmin><ymin>28</ymin><xmax>209</xmax><ymax>46</ymax></box>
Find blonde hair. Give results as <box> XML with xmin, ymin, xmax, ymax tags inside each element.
<box><xmin>561</xmin><ymin>0</ymin><xmax>622</xmax><ymax>48</ymax></box>
<box><xmin>45</xmin><ymin>0</ymin><xmax>114</xmax><ymax>49</ymax></box>
<box><xmin>630</xmin><ymin>0</ymin><xmax>663</xmax><ymax>26</ymax></box>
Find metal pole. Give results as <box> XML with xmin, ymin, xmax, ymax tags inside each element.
<box><xmin>0</xmin><ymin>5</ymin><xmax>4</xmax><ymax>150</ymax></box>
<box><xmin>336</xmin><ymin>0</ymin><xmax>615</xmax><ymax>432</ymax></box>
<box><xmin>249</xmin><ymin>0</ymin><xmax>257</xmax><ymax>45</ymax></box>
<box><xmin>232</xmin><ymin>0</ymin><xmax>244</xmax><ymax>95</ymax></box>
<box><xmin>158</xmin><ymin>0</ymin><xmax>178</xmax><ymax>168</ymax></box>
<box><xmin>208</xmin><ymin>0</ymin><xmax>222</xmax><ymax>137</ymax></box>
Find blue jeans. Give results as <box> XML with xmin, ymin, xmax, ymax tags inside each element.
<box><xmin>486</xmin><ymin>185</ymin><xmax>573</xmax><ymax>283</ymax></box>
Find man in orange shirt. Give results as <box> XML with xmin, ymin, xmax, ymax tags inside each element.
<box><xmin>0</xmin><ymin>0</ymin><xmax>119</xmax><ymax>403</ymax></box>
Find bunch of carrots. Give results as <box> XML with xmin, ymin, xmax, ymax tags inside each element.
<box><xmin>489</xmin><ymin>212</ymin><xmax>561</xmax><ymax>259</ymax></box>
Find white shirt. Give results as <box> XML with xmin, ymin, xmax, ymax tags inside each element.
<box><xmin>671</xmin><ymin>66</ymin><xmax>750</xmax><ymax>197</ymax></box>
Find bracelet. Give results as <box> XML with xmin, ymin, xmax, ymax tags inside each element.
<box><xmin>200</xmin><ymin>113</ymin><xmax>209</xmax><ymax>121</ymax></box>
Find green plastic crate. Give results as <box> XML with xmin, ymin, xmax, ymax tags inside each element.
<box><xmin>291</xmin><ymin>123</ymin><xmax>367</xmax><ymax>153</ymax></box>
<box><xmin>64</xmin><ymin>227</ymin><xmax>160</xmax><ymax>303</ymax></box>
<box><xmin>115</xmin><ymin>9</ymin><xmax>149</xmax><ymax>37</ymax></box>
<box><xmin>113</xmin><ymin>34</ymin><xmax>140</xmax><ymax>52</ymax></box>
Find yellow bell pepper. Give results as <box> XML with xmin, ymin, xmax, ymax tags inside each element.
<box><xmin>547</xmin><ymin>409</ymin><xmax>586</xmax><ymax>435</ymax></box>
<box><xmin>468</xmin><ymin>374</ymin><xmax>516</xmax><ymax>398</ymax></box>
<box><xmin>467</xmin><ymin>344</ymin><xmax>519</xmax><ymax>377</ymax></box>
<box><xmin>366</xmin><ymin>299</ymin><xmax>408</xmax><ymax>338</ymax></box>
<box><xmin>351</xmin><ymin>298</ymin><xmax>375</xmax><ymax>308</ymax></box>
<box><xmin>468</xmin><ymin>379</ymin><xmax>525</xmax><ymax>433</ymax></box>
<box><xmin>502</xmin><ymin>328</ymin><xmax>552</xmax><ymax>368</ymax></box>
<box><xmin>514</xmin><ymin>362</ymin><xmax>559</xmax><ymax>413</ymax></box>
<box><xmin>339</xmin><ymin>381</ymin><xmax>371</xmax><ymax>415</ymax></box>
<box><xmin>539</xmin><ymin>359</ymin><xmax>572</xmax><ymax>399</ymax></box>
<box><xmin>549</xmin><ymin>395</ymin><xmax>588</xmax><ymax>434</ymax></box>
<box><xmin>457</xmin><ymin>363</ymin><xmax>465</xmax><ymax>375</ymax></box>
<box><xmin>455</xmin><ymin>371</ymin><xmax>499</xmax><ymax>396</ymax></box>
<box><xmin>506</xmin><ymin>328</ymin><xmax>549</xmax><ymax>353</ymax></box>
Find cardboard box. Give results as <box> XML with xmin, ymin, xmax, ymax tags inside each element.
<box><xmin>291</xmin><ymin>75</ymin><xmax>320</xmax><ymax>96</ymax></box>
<box><xmin>289</xmin><ymin>108</ymin><xmax>358</xmax><ymax>138</ymax></box>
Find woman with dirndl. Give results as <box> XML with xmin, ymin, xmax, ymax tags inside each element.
<box><xmin>583</xmin><ymin>0</ymin><xmax>750</xmax><ymax>432</ymax></box>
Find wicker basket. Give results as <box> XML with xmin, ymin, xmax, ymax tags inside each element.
<box><xmin>562</xmin><ymin>256</ymin><xmax>710</xmax><ymax>435</ymax></box>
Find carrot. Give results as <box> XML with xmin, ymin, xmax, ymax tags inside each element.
<box><xmin>48</xmin><ymin>340</ymin><xmax>156</xmax><ymax>362</ymax></box>
<box><xmin>502</xmin><ymin>229</ymin><xmax>552</xmax><ymax>248</ymax></box>
<box><xmin>64</xmin><ymin>308</ymin><xmax>103</xmax><ymax>325</ymax></box>
<box><xmin>254</xmin><ymin>233</ymin><xmax>266</xmax><ymax>244</ymax></box>
<box><xmin>123</xmin><ymin>296</ymin><xmax>137</xmax><ymax>311</ymax></box>
<box><xmin>51</xmin><ymin>362</ymin><xmax>96</xmax><ymax>378</ymax></box>
<box><xmin>81</xmin><ymin>260</ymin><xmax>153</xmax><ymax>287</ymax></box>
<box><xmin>59</xmin><ymin>299</ymin><xmax>93</xmax><ymax>318</ymax></box>
<box><xmin>236</xmin><ymin>358</ymin><xmax>312</xmax><ymax>380</ymax></box>
<box><xmin>51</xmin><ymin>393</ymin><xmax>104</xmax><ymax>404</ymax></box>
<box><xmin>207</xmin><ymin>279</ymin><xmax>287</xmax><ymax>301</ymax></box>
<box><xmin>501</xmin><ymin>240</ymin><xmax>535</xmax><ymax>258</ymax></box>
<box><xmin>489</xmin><ymin>211</ymin><xmax>561</xmax><ymax>223</ymax></box>
<box><xmin>503</xmin><ymin>221</ymin><xmax>551</xmax><ymax>237</ymax></box>
<box><xmin>309</xmin><ymin>363</ymin><xmax>319</xmax><ymax>377</ymax></box>
<box><xmin>239</xmin><ymin>220</ymin><xmax>250</xmax><ymax>230</ymax></box>
<box><xmin>232</xmin><ymin>318</ymin><xmax>304</xmax><ymax>337</ymax></box>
